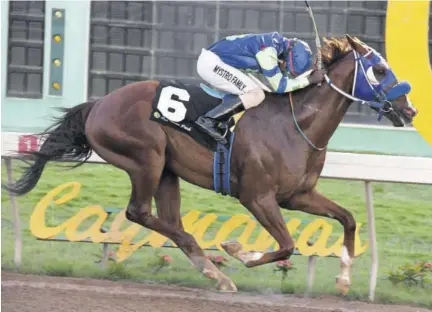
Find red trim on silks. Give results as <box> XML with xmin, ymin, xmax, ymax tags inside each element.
<box><xmin>288</xmin><ymin>51</ymin><xmax>298</xmax><ymax>76</ymax></box>
<box><xmin>260</xmin><ymin>45</ymin><xmax>267</xmax><ymax>50</ymax></box>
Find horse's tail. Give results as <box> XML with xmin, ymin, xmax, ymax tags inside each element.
<box><xmin>2</xmin><ymin>101</ymin><xmax>96</xmax><ymax>196</ymax></box>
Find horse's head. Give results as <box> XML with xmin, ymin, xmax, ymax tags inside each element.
<box><xmin>324</xmin><ymin>35</ymin><xmax>418</xmax><ymax>127</ymax></box>
<box><xmin>346</xmin><ymin>35</ymin><xmax>418</xmax><ymax>126</ymax></box>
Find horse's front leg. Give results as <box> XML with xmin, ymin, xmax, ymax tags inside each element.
<box><xmin>154</xmin><ymin>169</ymin><xmax>237</xmax><ymax>292</ymax></box>
<box><xmin>221</xmin><ymin>192</ymin><xmax>295</xmax><ymax>267</ymax></box>
<box><xmin>285</xmin><ymin>189</ymin><xmax>357</xmax><ymax>295</ymax></box>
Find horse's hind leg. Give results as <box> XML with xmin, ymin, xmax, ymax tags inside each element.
<box><xmin>286</xmin><ymin>189</ymin><xmax>356</xmax><ymax>295</ymax></box>
<box><xmin>86</xmin><ymin>115</ymin><xmax>236</xmax><ymax>292</ymax></box>
<box><xmin>145</xmin><ymin>168</ymin><xmax>237</xmax><ymax>292</ymax></box>
<box><xmin>221</xmin><ymin>192</ymin><xmax>295</xmax><ymax>267</ymax></box>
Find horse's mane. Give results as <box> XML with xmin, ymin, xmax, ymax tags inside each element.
<box><xmin>319</xmin><ymin>37</ymin><xmax>358</xmax><ymax>69</ymax></box>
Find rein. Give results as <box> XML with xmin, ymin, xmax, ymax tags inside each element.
<box><xmin>288</xmin><ymin>92</ymin><xmax>327</xmax><ymax>151</ymax></box>
<box><xmin>288</xmin><ymin>1</ymin><xmax>326</xmax><ymax>151</ymax></box>
<box><xmin>288</xmin><ymin>51</ymin><xmax>392</xmax><ymax>152</ymax></box>
<box><xmin>290</xmin><ymin>1</ymin><xmax>397</xmax><ymax>151</ymax></box>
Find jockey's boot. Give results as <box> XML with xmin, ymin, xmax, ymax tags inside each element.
<box><xmin>195</xmin><ymin>95</ymin><xmax>244</xmax><ymax>144</ymax></box>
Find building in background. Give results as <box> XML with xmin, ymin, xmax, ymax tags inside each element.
<box><xmin>2</xmin><ymin>0</ymin><xmax>432</xmax><ymax>156</ymax></box>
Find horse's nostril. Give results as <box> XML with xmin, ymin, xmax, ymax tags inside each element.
<box><xmin>404</xmin><ymin>107</ymin><xmax>417</xmax><ymax>118</ymax></box>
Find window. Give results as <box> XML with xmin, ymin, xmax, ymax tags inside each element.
<box><xmin>87</xmin><ymin>1</ymin><xmax>154</xmax><ymax>99</ymax></box>
<box><xmin>7</xmin><ymin>0</ymin><xmax>45</xmax><ymax>98</ymax></box>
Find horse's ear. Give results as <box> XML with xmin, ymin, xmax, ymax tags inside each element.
<box><xmin>345</xmin><ymin>34</ymin><xmax>356</xmax><ymax>46</ymax></box>
<box><xmin>345</xmin><ymin>34</ymin><xmax>368</xmax><ymax>55</ymax></box>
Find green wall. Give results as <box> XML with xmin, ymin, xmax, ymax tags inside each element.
<box><xmin>1</xmin><ymin>0</ymin><xmax>91</xmax><ymax>132</ymax></box>
<box><xmin>329</xmin><ymin>125</ymin><xmax>432</xmax><ymax>157</ymax></box>
<box><xmin>1</xmin><ymin>0</ymin><xmax>431</xmax><ymax>158</ymax></box>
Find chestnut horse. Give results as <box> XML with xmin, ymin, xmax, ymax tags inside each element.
<box><xmin>4</xmin><ymin>35</ymin><xmax>417</xmax><ymax>294</ymax></box>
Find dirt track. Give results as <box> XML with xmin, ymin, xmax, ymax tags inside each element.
<box><xmin>2</xmin><ymin>272</ymin><xmax>430</xmax><ymax>312</ymax></box>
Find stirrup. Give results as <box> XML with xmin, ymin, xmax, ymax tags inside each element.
<box><xmin>196</xmin><ymin>117</ymin><xmax>228</xmax><ymax>144</ymax></box>
<box><xmin>204</xmin><ymin>95</ymin><xmax>244</xmax><ymax>121</ymax></box>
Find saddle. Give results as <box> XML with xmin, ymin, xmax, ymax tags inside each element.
<box><xmin>150</xmin><ymin>80</ymin><xmax>245</xmax><ymax>196</ymax></box>
<box><xmin>150</xmin><ymin>80</ymin><xmax>244</xmax><ymax>152</ymax></box>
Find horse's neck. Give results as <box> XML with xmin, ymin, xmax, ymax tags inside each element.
<box><xmin>289</xmin><ymin>66</ymin><xmax>354</xmax><ymax>149</ymax></box>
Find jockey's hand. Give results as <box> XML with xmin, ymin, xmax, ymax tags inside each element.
<box><xmin>308</xmin><ymin>69</ymin><xmax>327</xmax><ymax>84</ymax></box>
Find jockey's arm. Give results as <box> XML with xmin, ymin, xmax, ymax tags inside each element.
<box><xmin>256</xmin><ymin>47</ymin><xmax>310</xmax><ymax>94</ymax></box>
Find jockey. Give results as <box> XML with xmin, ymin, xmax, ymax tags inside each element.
<box><xmin>195</xmin><ymin>32</ymin><xmax>326</xmax><ymax>143</ymax></box>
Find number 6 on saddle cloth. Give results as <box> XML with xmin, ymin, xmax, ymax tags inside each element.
<box><xmin>150</xmin><ymin>80</ymin><xmax>239</xmax><ymax>195</ymax></box>
<box><xmin>150</xmin><ymin>80</ymin><xmax>237</xmax><ymax>152</ymax></box>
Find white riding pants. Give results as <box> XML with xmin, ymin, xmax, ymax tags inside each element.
<box><xmin>196</xmin><ymin>49</ymin><xmax>265</xmax><ymax>109</ymax></box>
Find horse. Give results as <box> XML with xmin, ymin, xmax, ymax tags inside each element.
<box><xmin>3</xmin><ymin>35</ymin><xmax>417</xmax><ymax>294</ymax></box>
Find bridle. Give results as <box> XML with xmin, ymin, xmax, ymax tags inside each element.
<box><xmin>324</xmin><ymin>51</ymin><xmax>393</xmax><ymax>120</ymax></box>
<box><xmin>289</xmin><ymin>48</ymin><xmax>410</xmax><ymax>151</ymax></box>
<box><xmin>291</xmin><ymin>1</ymin><xmax>411</xmax><ymax>151</ymax></box>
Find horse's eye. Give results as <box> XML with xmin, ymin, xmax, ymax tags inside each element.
<box><xmin>377</xmin><ymin>68</ymin><xmax>386</xmax><ymax>75</ymax></box>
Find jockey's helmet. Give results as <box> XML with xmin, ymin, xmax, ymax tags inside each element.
<box><xmin>285</xmin><ymin>39</ymin><xmax>313</xmax><ymax>77</ymax></box>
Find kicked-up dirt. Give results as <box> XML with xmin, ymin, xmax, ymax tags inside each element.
<box><xmin>1</xmin><ymin>272</ymin><xmax>430</xmax><ymax>312</ymax></box>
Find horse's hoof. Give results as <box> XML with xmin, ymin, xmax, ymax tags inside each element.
<box><xmin>221</xmin><ymin>240</ymin><xmax>242</xmax><ymax>256</ymax></box>
<box><xmin>335</xmin><ymin>275</ymin><xmax>351</xmax><ymax>295</ymax></box>
<box><xmin>242</xmin><ymin>251</ymin><xmax>264</xmax><ymax>266</ymax></box>
<box><xmin>217</xmin><ymin>278</ymin><xmax>238</xmax><ymax>293</ymax></box>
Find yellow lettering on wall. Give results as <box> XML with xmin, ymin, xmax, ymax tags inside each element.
<box><xmin>30</xmin><ymin>182</ymin><xmax>369</xmax><ymax>263</ymax></box>
<box><xmin>354</xmin><ymin>223</ymin><xmax>369</xmax><ymax>256</ymax></box>
<box><xmin>213</xmin><ymin>214</ymin><xmax>254</xmax><ymax>249</ymax></box>
<box><xmin>184</xmin><ymin>211</ymin><xmax>219</xmax><ymax>249</ymax></box>
<box><xmin>108</xmin><ymin>208</ymin><xmax>141</xmax><ymax>243</ymax></box>
<box><xmin>323</xmin><ymin>223</ymin><xmax>369</xmax><ymax>257</ymax></box>
<box><xmin>64</xmin><ymin>206</ymin><xmax>108</xmax><ymax>242</ymax></box>
<box><xmin>29</xmin><ymin>182</ymin><xmax>111</xmax><ymax>243</ymax></box>
<box><xmin>272</xmin><ymin>218</ymin><xmax>302</xmax><ymax>251</ymax></box>
<box><xmin>237</xmin><ymin>218</ymin><xmax>274</xmax><ymax>251</ymax></box>
<box><xmin>297</xmin><ymin>219</ymin><xmax>334</xmax><ymax>257</ymax></box>
<box><xmin>386</xmin><ymin>0</ymin><xmax>432</xmax><ymax>146</ymax></box>
<box><xmin>30</xmin><ymin>182</ymin><xmax>81</xmax><ymax>239</ymax></box>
